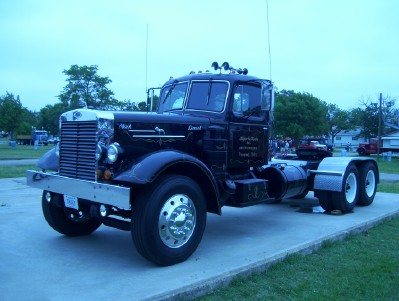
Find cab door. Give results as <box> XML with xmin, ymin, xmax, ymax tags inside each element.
<box><xmin>227</xmin><ymin>81</ymin><xmax>273</xmax><ymax>169</ymax></box>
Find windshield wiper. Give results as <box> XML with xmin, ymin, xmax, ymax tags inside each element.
<box><xmin>162</xmin><ymin>80</ymin><xmax>178</xmax><ymax>104</ymax></box>
<box><xmin>206</xmin><ymin>78</ymin><xmax>213</xmax><ymax>105</ymax></box>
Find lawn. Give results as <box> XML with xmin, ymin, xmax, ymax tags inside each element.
<box><xmin>376</xmin><ymin>156</ymin><xmax>399</xmax><ymax>174</ymax></box>
<box><xmin>0</xmin><ymin>142</ymin><xmax>53</xmax><ymax>159</ymax></box>
<box><xmin>196</xmin><ymin>217</ymin><xmax>399</xmax><ymax>301</ymax></box>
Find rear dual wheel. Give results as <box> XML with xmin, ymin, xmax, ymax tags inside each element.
<box><xmin>317</xmin><ymin>190</ymin><xmax>334</xmax><ymax>212</ymax></box>
<box><xmin>317</xmin><ymin>163</ymin><xmax>377</xmax><ymax>213</ymax></box>
<box><xmin>331</xmin><ymin>164</ymin><xmax>359</xmax><ymax>213</ymax></box>
<box><xmin>357</xmin><ymin>162</ymin><xmax>377</xmax><ymax>206</ymax></box>
<box><xmin>317</xmin><ymin>164</ymin><xmax>358</xmax><ymax>213</ymax></box>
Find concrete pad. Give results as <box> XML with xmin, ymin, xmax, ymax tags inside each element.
<box><xmin>0</xmin><ymin>178</ymin><xmax>398</xmax><ymax>301</ymax></box>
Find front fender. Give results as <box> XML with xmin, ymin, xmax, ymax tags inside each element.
<box><xmin>36</xmin><ymin>148</ymin><xmax>59</xmax><ymax>171</ymax></box>
<box><xmin>114</xmin><ymin>150</ymin><xmax>221</xmax><ymax>214</ymax></box>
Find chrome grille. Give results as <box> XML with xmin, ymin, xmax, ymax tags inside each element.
<box><xmin>59</xmin><ymin>121</ymin><xmax>97</xmax><ymax>181</ymax></box>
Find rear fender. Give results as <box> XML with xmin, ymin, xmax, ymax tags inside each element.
<box><xmin>312</xmin><ymin>157</ymin><xmax>379</xmax><ymax>192</ymax></box>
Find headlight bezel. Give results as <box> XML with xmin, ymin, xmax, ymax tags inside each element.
<box><xmin>96</xmin><ymin>143</ymin><xmax>105</xmax><ymax>161</ymax></box>
<box><xmin>107</xmin><ymin>143</ymin><xmax>120</xmax><ymax>163</ymax></box>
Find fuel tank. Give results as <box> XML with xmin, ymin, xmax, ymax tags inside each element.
<box><xmin>260</xmin><ymin>165</ymin><xmax>308</xmax><ymax>200</ymax></box>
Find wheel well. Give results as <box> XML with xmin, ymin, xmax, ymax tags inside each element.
<box><xmin>153</xmin><ymin>162</ymin><xmax>221</xmax><ymax>215</ymax></box>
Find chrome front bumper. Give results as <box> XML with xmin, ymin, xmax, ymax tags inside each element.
<box><xmin>26</xmin><ymin>170</ymin><xmax>131</xmax><ymax>209</ymax></box>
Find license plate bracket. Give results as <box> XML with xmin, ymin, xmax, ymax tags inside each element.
<box><xmin>64</xmin><ymin>195</ymin><xmax>79</xmax><ymax>210</ymax></box>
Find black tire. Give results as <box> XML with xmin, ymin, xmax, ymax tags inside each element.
<box><xmin>357</xmin><ymin>162</ymin><xmax>377</xmax><ymax>206</ymax></box>
<box><xmin>291</xmin><ymin>190</ymin><xmax>309</xmax><ymax>199</ymax></box>
<box><xmin>316</xmin><ymin>190</ymin><xmax>335</xmax><ymax>212</ymax></box>
<box><xmin>332</xmin><ymin>164</ymin><xmax>359</xmax><ymax>213</ymax></box>
<box><xmin>42</xmin><ymin>191</ymin><xmax>102</xmax><ymax>236</ymax></box>
<box><xmin>269</xmin><ymin>198</ymin><xmax>283</xmax><ymax>204</ymax></box>
<box><xmin>131</xmin><ymin>174</ymin><xmax>207</xmax><ymax>266</ymax></box>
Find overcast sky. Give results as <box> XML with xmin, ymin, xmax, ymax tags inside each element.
<box><xmin>1</xmin><ymin>0</ymin><xmax>398</xmax><ymax>112</ymax></box>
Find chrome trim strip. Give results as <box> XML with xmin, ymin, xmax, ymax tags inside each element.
<box><xmin>26</xmin><ymin>170</ymin><xmax>131</xmax><ymax>209</ymax></box>
<box><xmin>132</xmin><ymin>135</ymin><xmax>185</xmax><ymax>138</ymax></box>
<box><xmin>128</xmin><ymin>130</ymin><xmax>155</xmax><ymax>133</ymax></box>
<box><xmin>309</xmin><ymin>170</ymin><xmax>343</xmax><ymax>176</ymax></box>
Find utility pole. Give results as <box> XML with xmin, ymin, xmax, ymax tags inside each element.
<box><xmin>377</xmin><ymin>93</ymin><xmax>382</xmax><ymax>162</ymax></box>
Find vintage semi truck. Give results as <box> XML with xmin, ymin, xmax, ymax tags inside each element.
<box><xmin>27</xmin><ymin>62</ymin><xmax>379</xmax><ymax>266</ymax></box>
<box><xmin>17</xmin><ymin>129</ymin><xmax>49</xmax><ymax>145</ymax></box>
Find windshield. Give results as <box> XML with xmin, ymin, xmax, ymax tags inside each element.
<box><xmin>158</xmin><ymin>82</ymin><xmax>188</xmax><ymax>113</ymax></box>
<box><xmin>187</xmin><ymin>81</ymin><xmax>229</xmax><ymax>112</ymax></box>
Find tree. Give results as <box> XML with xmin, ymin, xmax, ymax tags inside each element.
<box><xmin>38</xmin><ymin>103</ymin><xmax>69</xmax><ymax>135</ymax></box>
<box><xmin>273</xmin><ymin>90</ymin><xmax>329</xmax><ymax>140</ymax></box>
<box><xmin>0</xmin><ymin>92</ymin><xmax>24</xmax><ymax>139</ymax></box>
<box><xmin>351</xmin><ymin>95</ymin><xmax>397</xmax><ymax>140</ymax></box>
<box><xmin>17</xmin><ymin>108</ymin><xmax>39</xmax><ymax>135</ymax></box>
<box><xmin>326</xmin><ymin>104</ymin><xmax>352</xmax><ymax>144</ymax></box>
<box><xmin>58</xmin><ymin>65</ymin><xmax>119</xmax><ymax>110</ymax></box>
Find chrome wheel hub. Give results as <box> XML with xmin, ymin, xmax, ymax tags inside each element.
<box><xmin>159</xmin><ymin>194</ymin><xmax>196</xmax><ymax>248</ymax></box>
<box><xmin>345</xmin><ymin>172</ymin><xmax>357</xmax><ymax>204</ymax></box>
<box><xmin>365</xmin><ymin>170</ymin><xmax>376</xmax><ymax>197</ymax></box>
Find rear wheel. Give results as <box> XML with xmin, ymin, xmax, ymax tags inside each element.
<box><xmin>317</xmin><ymin>190</ymin><xmax>334</xmax><ymax>212</ymax></box>
<box><xmin>332</xmin><ymin>164</ymin><xmax>359</xmax><ymax>213</ymax></box>
<box><xmin>132</xmin><ymin>174</ymin><xmax>207</xmax><ymax>266</ymax></box>
<box><xmin>291</xmin><ymin>190</ymin><xmax>309</xmax><ymax>199</ymax></box>
<box><xmin>42</xmin><ymin>192</ymin><xmax>102</xmax><ymax>236</ymax></box>
<box><xmin>357</xmin><ymin>162</ymin><xmax>377</xmax><ymax>206</ymax></box>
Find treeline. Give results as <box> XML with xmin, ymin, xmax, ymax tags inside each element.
<box><xmin>274</xmin><ymin>90</ymin><xmax>398</xmax><ymax>143</ymax></box>
<box><xmin>0</xmin><ymin>65</ymin><xmax>398</xmax><ymax>141</ymax></box>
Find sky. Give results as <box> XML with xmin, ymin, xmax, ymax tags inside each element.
<box><xmin>0</xmin><ymin>0</ymin><xmax>398</xmax><ymax>112</ymax></box>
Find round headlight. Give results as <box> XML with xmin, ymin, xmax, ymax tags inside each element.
<box><xmin>107</xmin><ymin>144</ymin><xmax>119</xmax><ymax>163</ymax></box>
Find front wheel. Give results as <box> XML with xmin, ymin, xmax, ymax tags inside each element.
<box><xmin>332</xmin><ymin>164</ymin><xmax>359</xmax><ymax>213</ymax></box>
<box><xmin>131</xmin><ymin>174</ymin><xmax>207</xmax><ymax>266</ymax></box>
<box><xmin>42</xmin><ymin>192</ymin><xmax>102</xmax><ymax>236</ymax></box>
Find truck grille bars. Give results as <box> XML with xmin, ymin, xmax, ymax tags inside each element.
<box><xmin>59</xmin><ymin>121</ymin><xmax>97</xmax><ymax>181</ymax></box>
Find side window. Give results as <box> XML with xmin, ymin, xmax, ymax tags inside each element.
<box><xmin>233</xmin><ymin>84</ymin><xmax>262</xmax><ymax>117</ymax></box>
<box><xmin>158</xmin><ymin>82</ymin><xmax>188</xmax><ymax>112</ymax></box>
<box><xmin>187</xmin><ymin>82</ymin><xmax>228</xmax><ymax>112</ymax></box>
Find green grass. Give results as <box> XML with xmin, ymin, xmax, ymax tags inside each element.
<box><xmin>196</xmin><ymin>217</ymin><xmax>399</xmax><ymax>301</ymax></box>
<box><xmin>377</xmin><ymin>156</ymin><xmax>399</xmax><ymax>174</ymax></box>
<box><xmin>0</xmin><ymin>164</ymin><xmax>39</xmax><ymax>178</ymax></box>
<box><xmin>0</xmin><ymin>143</ymin><xmax>53</xmax><ymax>159</ymax></box>
<box><xmin>378</xmin><ymin>180</ymin><xmax>399</xmax><ymax>193</ymax></box>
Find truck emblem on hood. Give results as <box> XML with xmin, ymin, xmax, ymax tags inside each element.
<box><xmin>72</xmin><ymin>111</ymin><xmax>82</xmax><ymax>120</ymax></box>
<box><xmin>119</xmin><ymin>123</ymin><xmax>132</xmax><ymax>130</ymax></box>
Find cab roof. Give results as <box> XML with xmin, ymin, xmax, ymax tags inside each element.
<box><xmin>163</xmin><ymin>72</ymin><xmax>269</xmax><ymax>87</ymax></box>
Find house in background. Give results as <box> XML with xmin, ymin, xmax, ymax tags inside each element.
<box><xmin>335</xmin><ymin>128</ymin><xmax>399</xmax><ymax>152</ymax></box>
<box><xmin>382</xmin><ymin>131</ymin><xmax>399</xmax><ymax>150</ymax></box>
<box><xmin>334</xmin><ymin>128</ymin><xmax>367</xmax><ymax>148</ymax></box>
